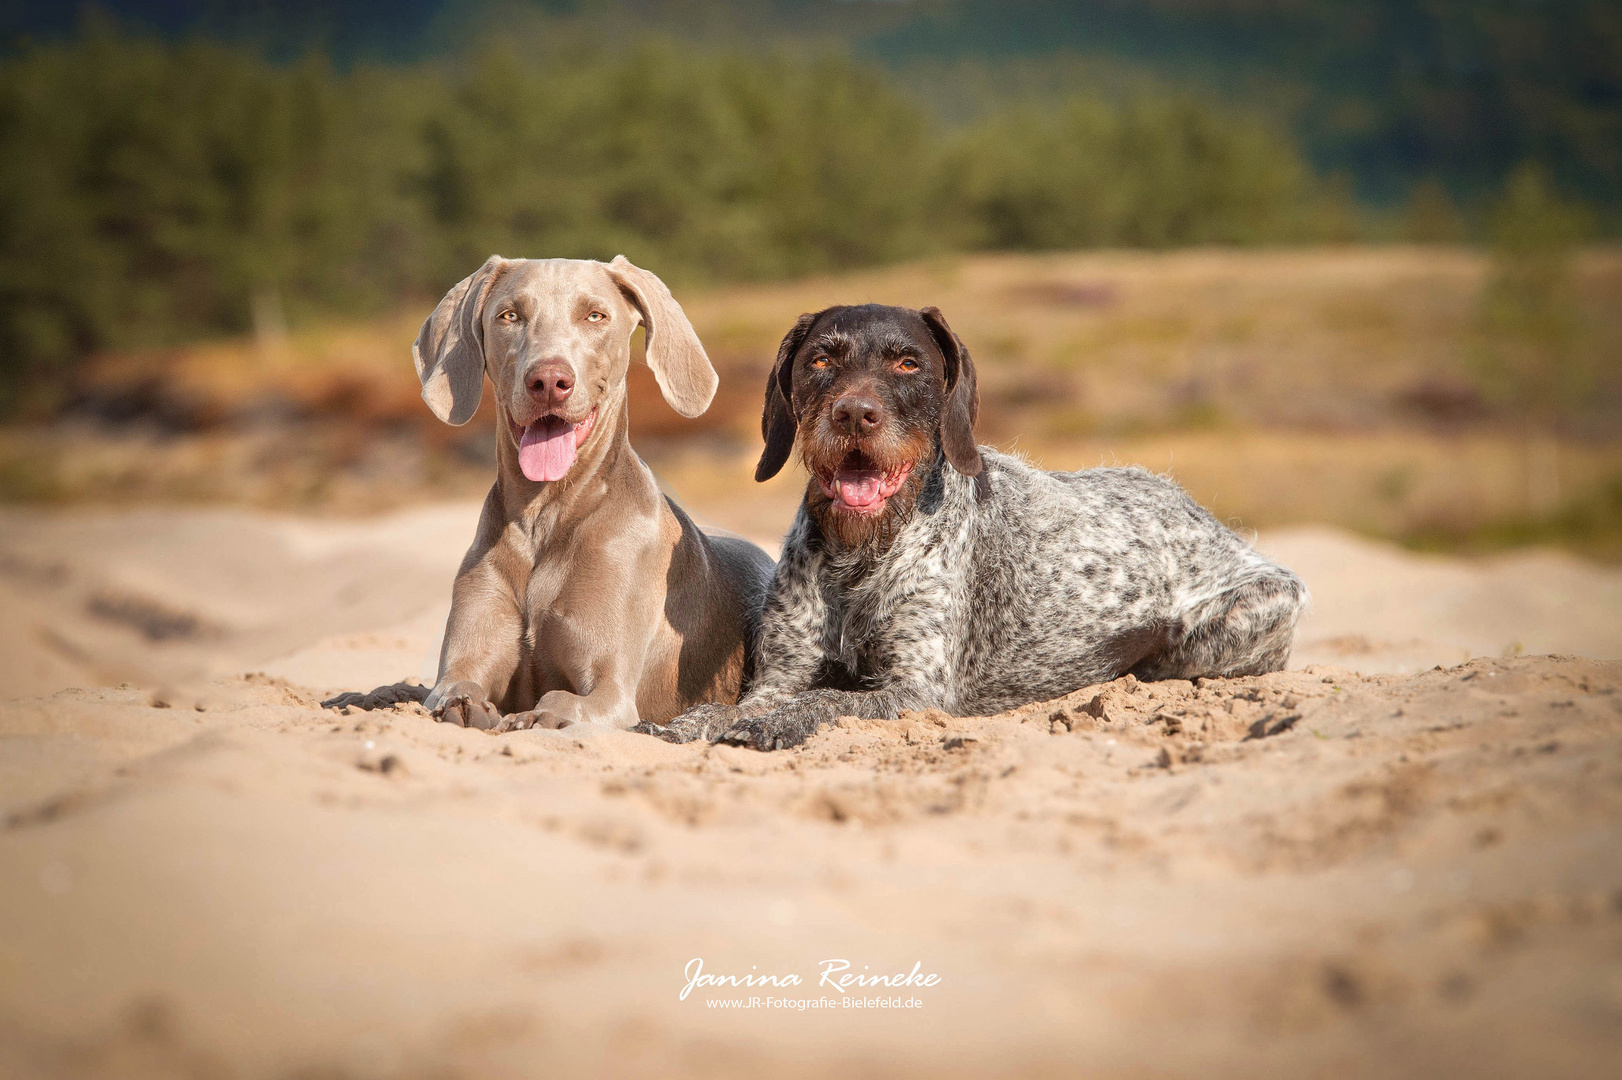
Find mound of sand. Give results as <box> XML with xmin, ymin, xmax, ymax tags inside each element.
<box><xmin>3</xmin><ymin>654</ymin><xmax>1619</xmax><ymax>1078</ymax></box>
<box><xmin>3</xmin><ymin>502</ymin><xmax>1618</xmax><ymax>704</ymax></box>
<box><xmin>1</xmin><ymin>502</ymin><xmax>1620</xmax><ymax>1078</ymax></box>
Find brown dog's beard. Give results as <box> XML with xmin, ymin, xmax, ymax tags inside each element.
<box><xmin>805</xmin><ymin>470</ymin><xmax>923</xmax><ymax>553</ymax></box>
<box><xmin>800</xmin><ymin>427</ymin><xmax>934</xmax><ymax>556</ymax></box>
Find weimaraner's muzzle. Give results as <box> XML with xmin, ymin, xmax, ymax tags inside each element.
<box><xmin>410</xmin><ymin>255</ymin><xmax>774</xmax><ymax>731</ymax></box>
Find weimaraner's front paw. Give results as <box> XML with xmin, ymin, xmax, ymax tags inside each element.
<box><xmin>431</xmin><ymin>682</ymin><xmax>501</xmax><ymax>730</ymax></box>
<box><xmin>492</xmin><ymin>709</ymin><xmax>575</xmax><ymax>733</ymax></box>
<box><xmin>491</xmin><ymin>690</ymin><xmax>592</xmax><ymax>733</ymax></box>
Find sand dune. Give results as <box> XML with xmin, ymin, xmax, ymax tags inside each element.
<box><xmin>3</xmin><ymin>501</ymin><xmax>1618</xmax><ymax>701</ymax></box>
<box><xmin>1</xmin><ymin>502</ymin><xmax>1620</xmax><ymax>1078</ymax></box>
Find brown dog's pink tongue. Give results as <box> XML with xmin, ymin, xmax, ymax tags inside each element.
<box><xmin>835</xmin><ymin>469</ymin><xmax>883</xmax><ymax>508</ymax></box>
<box><xmin>518</xmin><ymin>418</ymin><xmax>576</xmax><ymax>482</ymax></box>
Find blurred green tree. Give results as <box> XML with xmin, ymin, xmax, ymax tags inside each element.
<box><xmin>1470</xmin><ymin>163</ymin><xmax>1595</xmax><ymax>512</ymax></box>
<box><xmin>0</xmin><ymin>29</ymin><xmax>405</xmax><ymax>400</ymax></box>
<box><xmin>1403</xmin><ymin>179</ymin><xmax>1466</xmax><ymax>244</ymax></box>
<box><xmin>940</xmin><ymin>93</ymin><xmax>1320</xmax><ymax>249</ymax></box>
<box><xmin>0</xmin><ymin>28</ymin><xmax>1336</xmax><ymax>406</ymax></box>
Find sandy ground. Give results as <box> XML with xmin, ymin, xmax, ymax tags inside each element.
<box><xmin>2</xmin><ymin>496</ymin><xmax>1621</xmax><ymax>1078</ymax></box>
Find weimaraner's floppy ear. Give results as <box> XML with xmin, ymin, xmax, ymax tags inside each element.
<box><xmin>414</xmin><ymin>255</ymin><xmax>506</xmax><ymax>425</ymax></box>
<box><xmin>755</xmin><ymin>311</ymin><xmax>820</xmax><ymax>483</ymax></box>
<box><xmin>919</xmin><ymin>306</ymin><xmax>984</xmax><ymax>480</ymax></box>
<box><xmin>607</xmin><ymin>255</ymin><xmax>717</xmax><ymax>418</ymax></box>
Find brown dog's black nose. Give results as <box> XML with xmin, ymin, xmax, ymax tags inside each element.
<box><xmin>525</xmin><ymin>362</ymin><xmax>575</xmax><ymax>409</ymax></box>
<box><xmin>831</xmin><ymin>393</ymin><xmax>885</xmax><ymax>436</ymax></box>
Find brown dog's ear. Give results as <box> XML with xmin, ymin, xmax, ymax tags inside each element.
<box><xmin>414</xmin><ymin>255</ymin><xmax>506</xmax><ymax>425</ymax></box>
<box><xmin>607</xmin><ymin>255</ymin><xmax>717</xmax><ymax>418</ymax></box>
<box><xmin>919</xmin><ymin>306</ymin><xmax>983</xmax><ymax>479</ymax></box>
<box><xmin>755</xmin><ymin>311</ymin><xmax>820</xmax><ymax>482</ymax></box>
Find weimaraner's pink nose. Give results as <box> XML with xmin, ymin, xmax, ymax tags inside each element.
<box><xmin>526</xmin><ymin>362</ymin><xmax>574</xmax><ymax>409</ymax></box>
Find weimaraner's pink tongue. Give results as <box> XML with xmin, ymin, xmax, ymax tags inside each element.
<box><xmin>518</xmin><ymin>418</ymin><xmax>576</xmax><ymax>482</ymax></box>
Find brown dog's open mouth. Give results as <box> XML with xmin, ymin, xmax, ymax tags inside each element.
<box><xmin>509</xmin><ymin>408</ymin><xmax>597</xmax><ymax>483</ymax></box>
<box><xmin>816</xmin><ymin>451</ymin><xmax>914</xmax><ymax>517</ymax></box>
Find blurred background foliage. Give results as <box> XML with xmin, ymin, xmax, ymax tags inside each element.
<box><xmin>0</xmin><ymin>17</ymin><xmax>1324</xmax><ymax>399</ymax></box>
<box><xmin>0</xmin><ymin>1</ymin><xmax>1618</xmax><ymax>559</ymax></box>
<box><xmin>1</xmin><ymin>0</ymin><xmax>1617</xmax><ymax>402</ymax></box>
<box><xmin>1472</xmin><ymin>163</ymin><xmax>1595</xmax><ymax>426</ymax></box>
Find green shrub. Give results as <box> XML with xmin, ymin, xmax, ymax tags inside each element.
<box><xmin>940</xmin><ymin>95</ymin><xmax>1319</xmax><ymax>249</ymax></box>
<box><xmin>0</xmin><ymin>28</ymin><xmax>1335</xmax><ymax>403</ymax></box>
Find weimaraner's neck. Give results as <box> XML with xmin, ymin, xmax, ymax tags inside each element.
<box><xmin>493</xmin><ymin>399</ymin><xmax>638</xmax><ymax>535</ymax></box>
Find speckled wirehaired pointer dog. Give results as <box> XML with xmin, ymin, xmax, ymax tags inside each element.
<box><xmin>636</xmin><ymin>304</ymin><xmax>1307</xmax><ymax>750</ymax></box>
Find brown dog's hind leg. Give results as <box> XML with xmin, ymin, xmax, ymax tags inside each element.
<box><xmin>1134</xmin><ymin>568</ymin><xmax>1307</xmax><ymax>681</ymax></box>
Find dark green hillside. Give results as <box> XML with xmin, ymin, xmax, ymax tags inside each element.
<box><xmin>866</xmin><ymin>1</ymin><xmax>1622</xmax><ymax>209</ymax></box>
<box><xmin>7</xmin><ymin>2</ymin><xmax>1616</xmax><ymax>209</ymax></box>
<box><xmin>0</xmin><ymin>1</ymin><xmax>1614</xmax><ymax>399</ymax></box>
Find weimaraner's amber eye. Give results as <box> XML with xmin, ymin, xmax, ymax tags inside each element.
<box><xmin>498</xmin><ymin>310</ymin><xmax>519</xmax><ymax>323</ymax></box>
<box><xmin>586</xmin><ymin>311</ymin><xmax>607</xmax><ymax>323</ymax></box>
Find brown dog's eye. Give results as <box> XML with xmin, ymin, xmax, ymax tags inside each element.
<box><xmin>810</xmin><ymin>356</ymin><xmax>831</xmax><ymax>369</ymax></box>
<box><xmin>586</xmin><ymin>311</ymin><xmax>606</xmax><ymax>323</ymax></box>
<box><xmin>897</xmin><ymin>357</ymin><xmax>920</xmax><ymax>372</ymax></box>
<box><xmin>498</xmin><ymin>310</ymin><xmax>519</xmax><ymax>323</ymax></box>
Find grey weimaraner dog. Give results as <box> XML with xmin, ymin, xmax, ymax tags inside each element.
<box><xmin>401</xmin><ymin>255</ymin><xmax>773</xmax><ymax>732</ymax></box>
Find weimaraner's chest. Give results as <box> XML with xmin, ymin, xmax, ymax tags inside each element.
<box><xmin>503</xmin><ymin>529</ymin><xmax>669</xmax><ymax>705</ymax></box>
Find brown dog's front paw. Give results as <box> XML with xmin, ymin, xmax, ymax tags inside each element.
<box><xmin>431</xmin><ymin>683</ymin><xmax>501</xmax><ymax>730</ymax></box>
<box><xmin>720</xmin><ymin>708</ymin><xmax>829</xmax><ymax>752</ymax></box>
<box><xmin>634</xmin><ymin>703</ymin><xmax>744</xmax><ymax>744</ymax></box>
<box><xmin>715</xmin><ymin>690</ymin><xmax>899</xmax><ymax>751</ymax></box>
<box><xmin>719</xmin><ymin>716</ymin><xmax>797</xmax><ymax>751</ymax></box>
